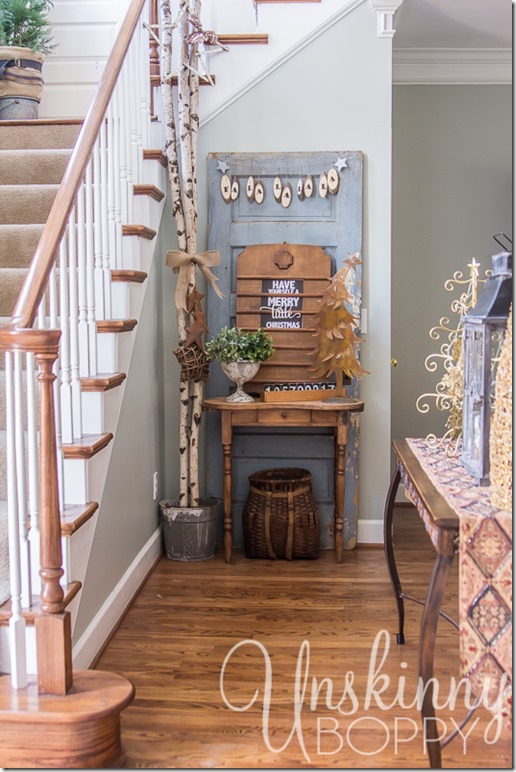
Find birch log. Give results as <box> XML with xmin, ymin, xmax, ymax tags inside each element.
<box><xmin>160</xmin><ymin>0</ymin><xmax>190</xmax><ymax>504</ymax></box>
<box><xmin>186</xmin><ymin>0</ymin><xmax>202</xmax><ymax>506</ymax></box>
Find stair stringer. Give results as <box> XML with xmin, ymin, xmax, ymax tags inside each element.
<box><xmin>62</xmin><ymin>172</ymin><xmax>167</xmax><ymax>642</ymax></box>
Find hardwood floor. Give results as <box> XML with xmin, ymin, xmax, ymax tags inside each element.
<box><xmin>96</xmin><ymin>507</ymin><xmax>512</xmax><ymax>768</ymax></box>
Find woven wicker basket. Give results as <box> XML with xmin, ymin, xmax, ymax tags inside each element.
<box><xmin>243</xmin><ymin>468</ymin><xmax>320</xmax><ymax>560</ymax></box>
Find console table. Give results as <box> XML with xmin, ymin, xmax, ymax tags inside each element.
<box><xmin>203</xmin><ymin>397</ymin><xmax>364</xmax><ymax>563</ymax></box>
<box><xmin>384</xmin><ymin>438</ymin><xmax>512</xmax><ymax>768</ymax></box>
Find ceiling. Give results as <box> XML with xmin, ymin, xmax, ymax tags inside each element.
<box><xmin>393</xmin><ymin>0</ymin><xmax>513</xmax><ymax>48</ymax></box>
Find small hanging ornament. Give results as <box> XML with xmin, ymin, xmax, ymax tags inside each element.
<box><xmin>327</xmin><ymin>167</ymin><xmax>340</xmax><ymax>194</ymax></box>
<box><xmin>297</xmin><ymin>179</ymin><xmax>305</xmax><ymax>201</ymax></box>
<box><xmin>304</xmin><ymin>175</ymin><xmax>314</xmax><ymax>198</ymax></box>
<box><xmin>230</xmin><ymin>176</ymin><xmax>240</xmax><ymax>201</ymax></box>
<box><xmin>220</xmin><ymin>173</ymin><xmax>231</xmax><ymax>203</ymax></box>
<box><xmin>254</xmin><ymin>180</ymin><xmax>265</xmax><ymax>205</ymax></box>
<box><xmin>318</xmin><ymin>172</ymin><xmax>328</xmax><ymax>198</ymax></box>
<box><xmin>273</xmin><ymin>176</ymin><xmax>283</xmax><ymax>202</ymax></box>
<box><xmin>281</xmin><ymin>182</ymin><xmax>292</xmax><ymax>208</ymax></box>
<box><xmin>246</xmin><ymin>176</ymin><xmax>255</xmax><ymax>202</ymax></box>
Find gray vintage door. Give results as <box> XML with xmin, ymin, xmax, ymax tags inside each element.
<box><xmin>206</xmin><ymin>151</ymin><xmax>363</xmax><ymax>550</ymax></box>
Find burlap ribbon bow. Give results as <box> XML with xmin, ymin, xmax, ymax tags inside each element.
<box><xmin>166</xmin><ymin>249</ymin><xmax>223</xmax><ymax>310</ymax></box>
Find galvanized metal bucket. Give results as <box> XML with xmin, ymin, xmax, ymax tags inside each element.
<box><xmin>0</xmin><ymin>97</ymin><xmax>39</xmax><ymax>120</ymax></box>
<box><xmin>159</xmin><ymin>498</ymin><xmax>220</xmax><ymax>561</ymax></box>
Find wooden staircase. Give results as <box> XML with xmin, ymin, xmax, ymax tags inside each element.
<box><xmin>0</xmin><ymin>0</ymin><xmax>341</xmax><ymax>765</ymax></box>
<box><xmin>0</xmin><ymin>0</ymin><xmax>167</xmax><ymax>764</ymax></box>
<box><xmin>0</xmin><ymin>114</ymin><xmax>166</xmax><ymax>766</ymax></box>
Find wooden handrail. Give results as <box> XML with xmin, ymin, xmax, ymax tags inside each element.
<box><xmin>11</xmin><ymin>0</ymin><xmax>148</xmax><ymax>330</ymax></box>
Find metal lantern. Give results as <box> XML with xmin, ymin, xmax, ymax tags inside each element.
<box><xmin>461</xmin><ymin>245</ymin><xmax>512</xmax><ymax>484</ymax></box>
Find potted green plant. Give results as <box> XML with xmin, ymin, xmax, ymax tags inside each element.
<box><xmin>206</xmin><ymin>326</ymin><xmax>275</xmax><ymax>403</ymax></box>
<box><xmin>0</xmin><ymin>0</ymin><xmax>56</xmax><ymax>119</ymax></box>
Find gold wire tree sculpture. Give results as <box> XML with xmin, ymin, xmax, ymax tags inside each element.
<box><xmin>311</xmin><ymin>253</ymin><xmax>368</xmax><ymax>402</ymax></box>
<box><xmin>416</xmin><ymin>258</ymin><xmax>489</xmax><ymax>455</ymax></box>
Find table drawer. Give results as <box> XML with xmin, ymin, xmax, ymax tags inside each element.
<box><xmin>258</xmin><ymin>408</ymin><xmax>311</xmax><ymax>424</ymax></box>
<box><xmin>231</xmin><ymin>409</ymin><xmax>257</xmax><ymax>425</ymax></box>
<box><xmin>311</xmin><ymin>410</ymin><xmax>338</xmax><ymax>425</ymax></box>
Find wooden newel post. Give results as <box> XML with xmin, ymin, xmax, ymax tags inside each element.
<box><xmin>34</xmin><ymin>331</ymin><xmax>73</xmax><ymax>695</ymax></box>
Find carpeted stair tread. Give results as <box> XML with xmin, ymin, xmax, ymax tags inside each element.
<box><xmin>0</xmin><ymin>185</ymin><xmax>59</xmax><ymax>225</ymax></box>
<box><xmin>0</xmin><ymin>120</ymin><xmax>81</xmax><ymax>150</ymax></box>
<box><xmin>0</xmin><ymin>269</ymin><xmax>29</xmax><ymax>317</ymax></box>
<box><xmin>0</xmin><ymin>149</ymin><xmax>72</xmax><ymax>185</ymax></box>
<box><xmin>0</xmin><ymin>225</ymin><xmax>44</xmax><ymax>269</ymax></box>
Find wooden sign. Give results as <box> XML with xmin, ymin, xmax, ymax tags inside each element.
<box><xmin>236</xmin><ymin>243</ymin><xmax>331</xmax><ymax>392</ymax></box>
<box><xmin>260</xmin><ymin>278</ymin><xmax>304</xmax><ymax>329</ymax></box>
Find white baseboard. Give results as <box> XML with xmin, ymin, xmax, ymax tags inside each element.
<box><xmin>72</xmin><ymin>527</ymin><xmax>163</xmax><ymax>669</ymax></box>
<box><xmin>357</xmin><ymin>518</ymin><xmax>383</xmax><ymax>545</ymax></box>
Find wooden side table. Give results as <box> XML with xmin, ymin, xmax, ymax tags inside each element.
<box><xmin>384</xmin><ymin>439</ymin><xmax>459</xmax><ymax>768</ymax></box>
<box><xmin>203</xmin><ymin>397</ymin><xmax>364</xmax><ymax>563</ymax></box>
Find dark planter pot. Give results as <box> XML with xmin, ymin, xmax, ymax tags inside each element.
<box><xmin>159</xmin><ymin>498</ymin><xmax>220</xmax><ymax>561</ymax></box>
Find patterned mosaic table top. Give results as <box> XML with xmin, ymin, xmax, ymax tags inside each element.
<box><xmin>405</xmin><ymin>438</ymin><xmax>512</xmax><ymax>728</ymax></box>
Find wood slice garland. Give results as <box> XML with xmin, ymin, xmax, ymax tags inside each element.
<box><xmin>220</xmin><ymin>173</ymin><xmax>231</xmax><ymax>203</ymax></box>
<box><xmin>230</xmin><ymin>176</ymin><xmax>240</xmax><ymax>201</ymax></box>
<box><xmin>273</xmin><ymin>176</ymin><xmax>283</xmax><ymax>201</ymax></box>
<box><xmin>254</xmin><ymin>180</ymin><xmax>265</xmax><ymax>204</ymax></box>
<box><xmin>303</xmin><ymin>174</ymin><xmax>314</xmax><ymax>198</ymax></box>
<box><xmin>281</xmin><ymin>182</ymin><xmax>292</xmax><ymax>208</ymax></box>
<box><xmin>297</xmin><ymin>179</ymin><xmax>305</xmax><ymax>201</ymax></box>
<box><xmin>327</xmin><ymin>167</ymin><xmax>340</xmax><ymax>194</ymax></box>
<box><xmin>318</xmin><ymin>172</ymin><xmax>328</xmax><ymax>198</ymax></box>
<box><xmin>246</xmin><ymin>175</ymin><xmax>255</xmax><ymax>202</ymax></box>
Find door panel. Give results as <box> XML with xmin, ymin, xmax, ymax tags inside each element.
<box><xmin>206</xmin><ymin>151</ymin><xmax>363</xmax><ymax>550</ymax></box>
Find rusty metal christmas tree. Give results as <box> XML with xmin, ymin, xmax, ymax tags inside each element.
<box><xmin>311</xmin><ymin>253</ymin><xmax>368</xmax><ymax>401</ymax></box>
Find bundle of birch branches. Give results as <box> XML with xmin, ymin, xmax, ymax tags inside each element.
<box><xmin>159</xmin><ymin>0</ymin><xmax>217</xmax><ymax>507</ymax></box>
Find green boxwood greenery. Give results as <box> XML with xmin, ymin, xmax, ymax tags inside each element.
<box><xmin>205</xmin><ymin>326</ymin><xmax>275</xmax><ymax>364</ymax></box>
<box><xmin>0</xmin><ymin>0</ymin><xmax>56</xmax><ymax>55</ymax></box>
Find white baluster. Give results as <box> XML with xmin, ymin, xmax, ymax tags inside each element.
<box><xmin>133</xmin><ymin>29</ymin><xmax>144</xmax><ymax>180</ymax></box>
<box><xmin>77</xmin><ymin>182</ymin><xmax>90</xmax><ymax>377</ymax></box>
<box><xmin>13</xmin><ymin>351</ymin><xmax>31</xmax><ymax>609</ymax></box>
<box><xmin>93</xmin><ymin>138</ymin><xmax>105</xmax><ymax>321</ymax></box>
<box><xmin>123</xmin><ymin>61</ymin><xmax>134</xmax><ymax>224</ymax></box>
<box><xmin>129</xmin><ymin>42</ymin><xmax>140</xmax><ymax>187</ymax></box>
<box><xmin>5</xmin><ymin>352</ymin><xmax>27</xmax><ymax>689</ymax></box>
<box><xmin>59</xmin><ymin>239</ymin><xmax>73</xmax><ymax>445</ymax></box>
<box><xmin>85</xmin><ymin>160</ymin><xmax>98</xmax><ymax>376</ymax></box>
<box><xmin>112</xmin><ymin>90</ymin><xmax>124</xmax><ymax>271</ymax></box>
<box><xmin>140</xmin><ymin>8</ymin><xmax>151</xmax><ymax>151</ymax></box>
<box><xmin>100</xmin><ymin>118</ymin><xmax>112</xmax><ymax>319</ymax></box>
<box><xmin>107</xmin><ymin>103</ymin><xmax>117</xmax><ymax>276</ymax></box>
<box><xmin>116</xmin><ymin>78</ymin><xmax>130</xmax><ymax>226</ymax></box>
<box><xmin>68</xmin><ymin>206</ymin><xmax>82</xmax><ymax>441</ymax></box>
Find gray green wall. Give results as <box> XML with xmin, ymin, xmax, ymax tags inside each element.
<box><xmin>197</xmin><ymin>1</ymin><xmax>394</xmax><ymax>522</ymax></box>
<box><xmin>392</xmin><ymin>85</ymin><xmax>512</xmax><ymax>444</ymax></box>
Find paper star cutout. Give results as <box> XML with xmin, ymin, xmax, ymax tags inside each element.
<box><xmin>334</xmin><ymin>156</ymin><xmax>348</xmax><ymax>172</ymax></box>
<box><xmin>217</xmin><ymin>159</ymin><xmax>230</xmax><ymax>174</ymax></box>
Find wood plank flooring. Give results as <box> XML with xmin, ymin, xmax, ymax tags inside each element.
<box><xmin>96</xmin><ymin>507</ymin><xmax>512</xmax><ymax>768</ymax></box>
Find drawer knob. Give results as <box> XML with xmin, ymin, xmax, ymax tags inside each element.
<box><xmin>281</xmin><ymin>411</ymin><xmax>288</xmax><ymax>418</ymax></box>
